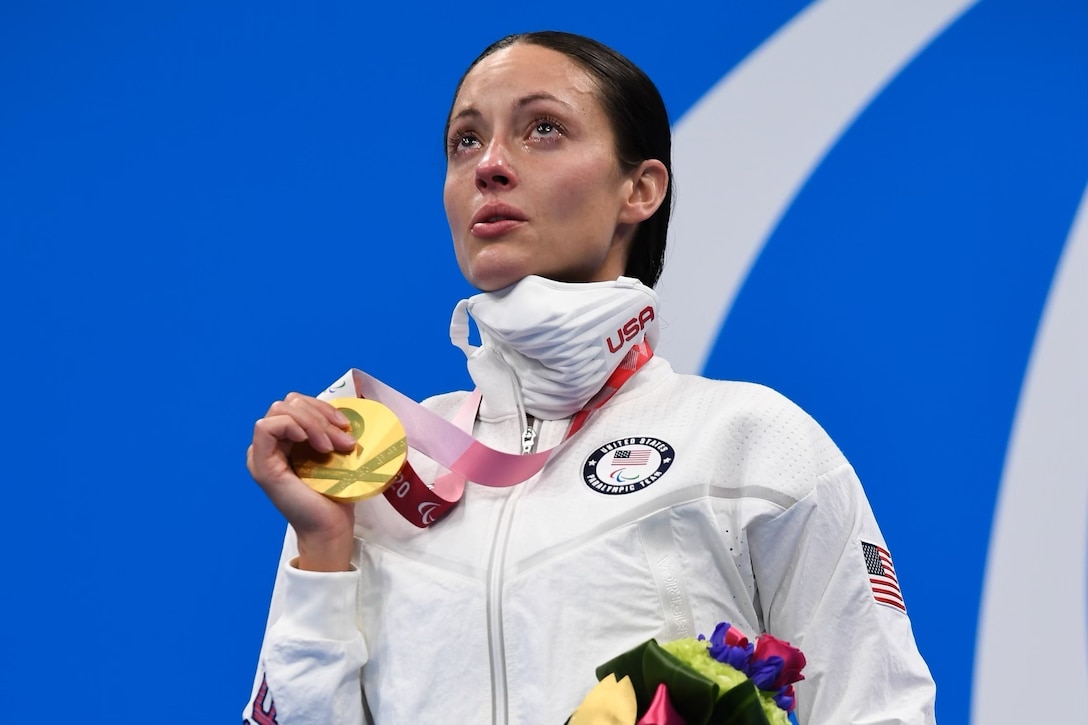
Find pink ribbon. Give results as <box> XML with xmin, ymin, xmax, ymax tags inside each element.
<box><xmin>319</xmin><ymin>343</ymin><xmax>653</xmax><ymax>527</ymax></box>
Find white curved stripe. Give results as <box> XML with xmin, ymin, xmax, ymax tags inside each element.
<box><xmin>657</xmin><ymin>0</ymin><xmax>979</xmax><ymax>373</ymax></box>
<box><xmin>972</xmin><ymin>184</ymin><xmax>1088</xmax><ymax>723</ymax></box>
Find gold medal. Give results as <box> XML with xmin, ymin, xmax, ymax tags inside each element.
<box><xmin>291</xmin><ymin>398</ymin><xmax>408</xmax><ymax>502</ymax></box>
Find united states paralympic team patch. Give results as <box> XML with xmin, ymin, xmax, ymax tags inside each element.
<box><xmin>582</xmin><ymin>437</ymin><xmax>675</xmax><ymax>495</ymax></box>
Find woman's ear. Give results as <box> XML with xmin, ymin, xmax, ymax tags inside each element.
<box><xmin>618</xmin><ymin>159</ymin><xmax>669</xmax><ymax>225</ymax></box>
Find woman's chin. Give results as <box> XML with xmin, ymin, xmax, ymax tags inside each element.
<box><xmin>464</xmin><ymin>260</ymin><xmax>533</xmax><ymax>292</ymax></box>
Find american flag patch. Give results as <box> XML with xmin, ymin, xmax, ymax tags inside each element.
<box><xmin>862</xmin><ymin>541</ymin><xmax>906</xmax><ymax>613</ymax></box>
<box><xmin>612</xmin><ymin>449</ymin><xmax>651</xmax><ymax>465</ymax></box>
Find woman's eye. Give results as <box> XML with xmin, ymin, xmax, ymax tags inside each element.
<box><xmin>530</xmin><ymin>118</ymin><xmax>563</xmax><ymax>140</ymax></box>
<box><xmin>448</xmin><ymin>132</ymin><xmax>480</xmax><ymax>154</ymax></box>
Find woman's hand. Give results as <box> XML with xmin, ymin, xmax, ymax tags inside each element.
<box><xmin>247</xmin><ymin>393</ymin><xmax>359</xmax><ymax>572</ymax></box>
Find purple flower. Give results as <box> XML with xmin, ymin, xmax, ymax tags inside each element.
<box><xmin>748</xmin><ymin>655</ymin><xmax>785</xmax><ymax>690</ymax></box>
<box><xmin>705</xmin><ymin>622</ymin><xmax>755</xmax><ymax>672</ymax></box>
<box><xmin>773</xmin><ymin>684</ymin><xmax>797</xmax><ymax>713</ymax></box>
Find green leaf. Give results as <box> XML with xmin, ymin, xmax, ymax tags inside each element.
<box><xmin>709</xmin><ymin>680</ymin><xmax>772</xmax><ymax>725</ymax></box>
<box><xmin>594</xmin><ymin>638</ymin><xmax>773</xmax><ymax>725</ymax></box>
<box><xmin>640</xmin><ymin>640</ymin><xmax>720</xmax><ymax>725</ymax></box>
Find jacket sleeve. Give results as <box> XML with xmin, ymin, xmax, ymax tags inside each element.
<box><xmin>747</xmin><ymin>461</ymin><xmax>937</xmax><ymax>725</ymax></box>
<box><xmin>242</xmin><ymin>526</ymin><xmax>369</xmax><ymax>725</ymax></box>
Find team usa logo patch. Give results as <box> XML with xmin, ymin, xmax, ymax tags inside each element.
<box><xmin>582</xmin><ymin>437</ymin><xmax>675</xmax><ymax>495</ymax></box>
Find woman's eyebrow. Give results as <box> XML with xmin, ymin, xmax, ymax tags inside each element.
<box><xmin>514</xmin><ymin>92</ymin><xmax>571</xmax><ymax>110</ymax></box>
<box><xmin>449</xmin><ymin>92</ymin><xmax>574</xmax><ymax>126</ymax></box>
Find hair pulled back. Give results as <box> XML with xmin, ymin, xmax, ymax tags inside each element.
<box><xmin>446</xmin><ymin>31</ymin><xmax>673</xmax><ymax>288</ymax></box>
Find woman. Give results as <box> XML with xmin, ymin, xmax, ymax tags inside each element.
<box><xmin>245</xmin><ymin>31</ymin><xmax>936</xmax><ymax>724</ymax></box>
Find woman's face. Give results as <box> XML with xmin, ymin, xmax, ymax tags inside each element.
<box><xmin>444</xmin><ymin>43</ymin><xmax>637</xmax><ymax>292</ymax></box>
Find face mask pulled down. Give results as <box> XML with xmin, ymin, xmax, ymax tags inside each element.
<box><xmin>450</xmin><ymin>275</ymin><xmax>660</xmax><ymax>420</ymax></box>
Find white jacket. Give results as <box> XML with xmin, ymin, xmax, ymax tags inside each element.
<box><xmin>245</xmin><ymin>356</ymin><xmax>936</xmax><ymax>724</ymax></box>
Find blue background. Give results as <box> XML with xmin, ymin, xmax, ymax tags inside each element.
<box><xmin>1</xmin><ymin>2</ymin><xmax>1085</xmax><ymax>722</ymax></box>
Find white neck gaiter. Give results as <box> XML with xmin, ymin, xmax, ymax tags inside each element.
<box><xmin>450</xmin><ymin>275</ymin><xmax>659</xmax><ymax>420</ymax></box>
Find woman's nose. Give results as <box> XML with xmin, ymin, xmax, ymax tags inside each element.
<box><xmin>475</xmin><ymin>141</ymin><xmax>517</xmax><ymax>191</ymax></box>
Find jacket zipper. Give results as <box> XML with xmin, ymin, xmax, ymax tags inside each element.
<box><xmin>521</xmin><ymin>417</ymin><xmax>538</xmax><ymax>454</ymax></box>
<box><xmin>487</xmin><ymin>416</ymin><xmax>541</xmax><ymax>725</ymax></box>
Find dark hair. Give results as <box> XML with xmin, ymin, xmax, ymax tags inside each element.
<box><xmin>446</xmin><ymin>31</ymin><xmax>673</xmax><ymax>288</ymax></box>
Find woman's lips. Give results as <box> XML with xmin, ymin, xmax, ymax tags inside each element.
<box><xmin>471</xmin><ymin>218</ymin><xmax>526</xmax><ymax>238</ymax></box>
<box><xmin>470</xmin><ymin>203</ymin><xmax>527</xmax><ymax>239</ymax></box>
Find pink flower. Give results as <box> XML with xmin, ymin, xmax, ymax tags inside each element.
<box><xmin>637</xmin><ymin>683</ymin><xmax>686</xmax><ymax>725</ymax></box>
<box><xmin>719</xmin><ymin>623</ymin><xmax>750</xmax><ymax>648</ymax></box>
<box><xmin>751</xmin><ymin>633</ymin><xmax>806</xmax><ymax>689</ymax></box>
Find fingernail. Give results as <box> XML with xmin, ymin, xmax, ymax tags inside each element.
<box><xmin>335</xmin><ymin>429</ymin><xmax>357</xmax><ymax>446</ymax></box>
<box><xmin>333</xmin><ymin>410</ymin><xmax>350</xmax><ymax>426</ymax></box>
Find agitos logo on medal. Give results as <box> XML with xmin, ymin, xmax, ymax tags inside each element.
<box><xmin>582</xmin><ymin>437</ymin><xmax>675</xmax><ymax>495</ymax></box>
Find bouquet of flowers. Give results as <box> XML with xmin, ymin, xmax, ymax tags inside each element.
<box><xmin>567</xmin><ymin>623</ymin><xmax>805</xmax><ymax>725</ymax></box>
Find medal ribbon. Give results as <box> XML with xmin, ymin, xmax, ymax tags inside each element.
<box><xmin>318</xmin><ymin>342</ymin><xmax>653</xmax><ymax>527</ymax></box>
